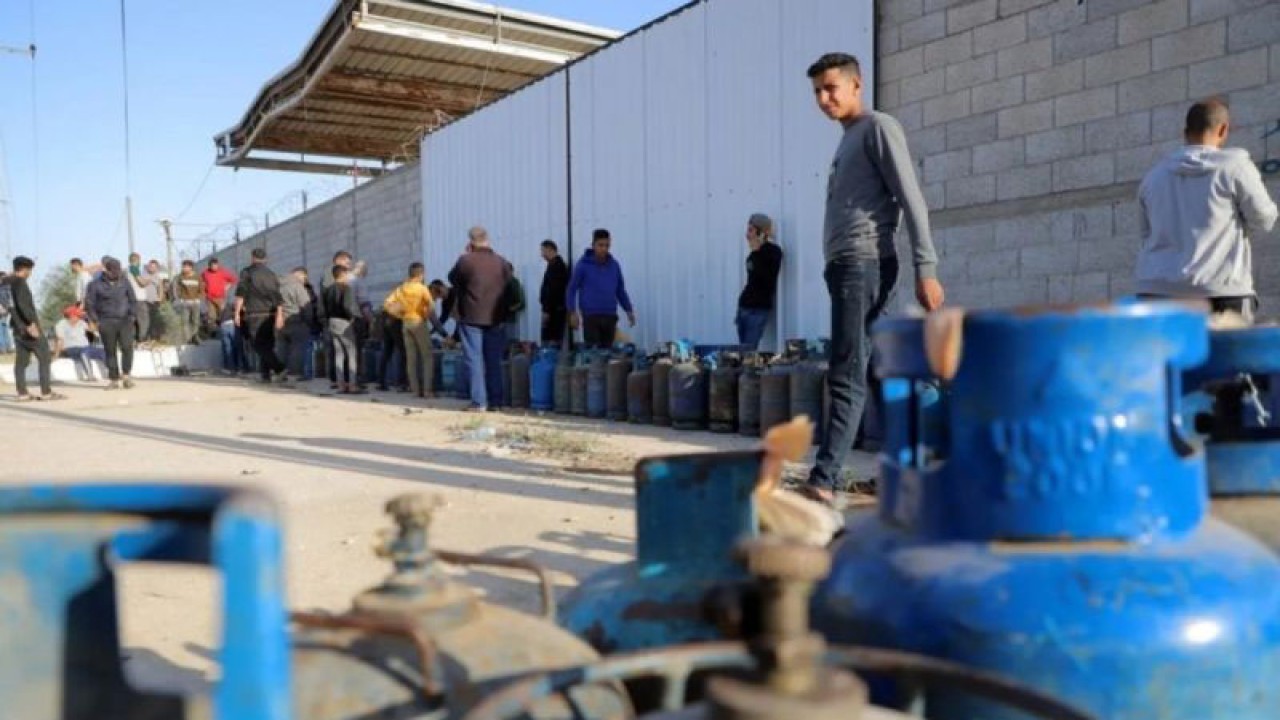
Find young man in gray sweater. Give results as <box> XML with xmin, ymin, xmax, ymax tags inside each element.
<box><xmin>800</xmin><ymin>53</ymin><xmax>944</xmax><ymax>507</ymax></box>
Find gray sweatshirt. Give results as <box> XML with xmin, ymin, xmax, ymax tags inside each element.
<box><xmin>1135</xmin><ymin>146</ymin><xmax>1278</xmax><ymax>298</ymax></box>
<box><xmin>824</xmin><ymin>111</ymin><xmax>937</xmax><ymax>278</ymax></box>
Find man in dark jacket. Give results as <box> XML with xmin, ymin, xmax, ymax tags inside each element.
<box><xmin>8</xmin><ymin>256</ymin><xmax>61</xmax><ymax>401</ymax></box>
<box><xmin>567</xmin><ymin>228</ymin><xmax>636</xmax><ymax>348</ymax></box>
<box><xmin>539</xmin><ymin>240</ymin><xmax>569</xmax><ymax>345</ymax></box>
<box><xmin>736</xmin><ymin>213</ymin><xmax>784</xmax><ymax>350</ymax></box>
<box><xmin>447</xmin><ymin>226</ymin><xmax>513</xmax><ymax>411</ymax></box>
<box><xmin>233</xmin><ymin>248</ymin><xmax>287</xmax><ymax>384</ymax></box>
<box><xmin>84</xmin><ymin>256</ymin><xmax>138</xmax><ymax>390</ymax></box>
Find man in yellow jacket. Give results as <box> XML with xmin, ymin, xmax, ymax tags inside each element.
<box><xmin>384</xmin><ymin>262</ymin><xmax>438</xmax><ymax>398</ymax></box>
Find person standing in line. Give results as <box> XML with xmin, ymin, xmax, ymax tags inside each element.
<box><xmin>278</xmin><ymin>266</ymin><xmax>316</xmax><ymax>382</ymax></box>
<box><xmin>302</xmin><ymin>270</ymin><xmax>322</xmax><ymax>381</ymax></box>
<box><xmin>85</xmin><ymin>257</ymin><xmax>138</xmax><ymax>390</ymax></box>
<box><xmin>142</xmin><ymin>259</ymin><xmax>170</xmax><ymax>343</ymax></box>
<box><xmin>217</xmin><ymin>299</ymin><xmax>244</xmax><ymax>376</ymax></box>
<box><xmin>735</xmin><ymin>213</ymin><xmax>784</xmax><ymax>350</ymax></box>
<box><xmin>1135</xmin><ymin>98</ymin><xmax>1279</xmax><ymax>321</ymax></box>
<box><xmin>174</xmin><ymin>260</ymin><xmax>205</xmax><ymax>344</ymax></box>
<box><xmin>126</xmin><ymin>253</ymin><xmax>153</xmax><ymax>344</ymax></box>
<box><xmin>70</xmin><ymin>258</ymin><xmax>95</xmax><ymax>310</ymax></box>
<box><xmin>201</xmin><ymin>258</ymin><xmax>238</xmax><ymax>331</ymax></box>
<box><xmin>54</xmin><ymin>306</ymin><xmax>106</xmax><ymax>381</ymax></box>
<box><xmin>322</xmin><ymin>264</ymin><xmax>363</xmax><ymax>394</ymax></box>
<box><xmin>448</xmin><ymin>226</ymin><xmax>513</xmax><ymax>411</ymax></box>
<box><xmin>800</xmin><ymin>53</ymin><xmax>944</xmax><ymax>508</ymax></box>
<box><xmin>0</xmin><ymin>271</ymin><xmax>14</xmax><ymax>355</ymax></box>
<box><xmin>539</xmin><ymin>240</ymin><xmax>569</xmax><ymax>346</ymax></box>
<box><xmin>430</xmin><ymin>279</ymin><xmax>458</xmax><ymax>341</ymax></box>
<box><xmin>233</xmin><ymin>248</ymin><xmax>287</xmax><ymax>385</ymax></box>
<box><xmin>566</xmin><ymin>228</ymin><xmax>636</xmax><ymax>348</ymax></box>
<box><xmin>8</xmin><ymin>256</ymin><xmax>63</xmax><ymax>401</ymax></box>
<box><xmin>324</xmin><ymin>250</ymin><xmax>355</xmax><ymax>389</ymax></box>
<box><xmin>385</xmin><ymin>262</ymin><xmax>437</xmax><ymax>399</ymax></box>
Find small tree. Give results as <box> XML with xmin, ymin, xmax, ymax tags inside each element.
<box><xmin>38</xmin><ymin>267</ymin><xmax>77</xmax><ymax>330</ymax></box>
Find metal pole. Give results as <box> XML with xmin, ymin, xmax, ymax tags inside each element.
<box><xmin>126</xmin><ymin>196</ymin><xmax>136</xmax><ymax>255</ymax></box>
<box><xmin>160</xmin><ymin>219</ymin><xmax>175</xmax><ymax>300</ymax></box>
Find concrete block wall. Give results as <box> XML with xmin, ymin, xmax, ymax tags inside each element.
<box><xmin>207</xmin><ymin>164</ymin><xmax>422</xmax><ymax>302</ymax></box>
<box><xmin>879</xmin><ymin>0</ymin><xmax>1280</xmax><ymax>313</ymax></box>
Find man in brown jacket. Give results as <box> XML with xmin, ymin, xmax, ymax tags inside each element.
<box><xmin>447</xmin><ymin>226</ymin><xmax>513</xmax><ymax>411</ymax></box>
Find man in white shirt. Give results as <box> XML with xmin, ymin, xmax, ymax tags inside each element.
<box><xmin>127</xmin><ymin>253</ymin><xmax>152</xmax><ymax>342</ymax></box>
<box><xmin>70</xmin><ymin>258</ymin><xmax>95</xmax><ymax>308</ymax></box>
<box><xmin>54</xmin><ymin>306</ymin><xmax>105</xmax><ymax>381</ymax></box>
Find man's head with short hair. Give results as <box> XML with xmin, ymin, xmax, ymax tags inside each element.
<box><xmin>468</xmin><ymin>226</ymin><xmax>490</xmax><ymax>249</ymax></box>
<box><xmin>70</xmin><ymin>257</ymin><xmax>83</xmax><ymax>270</ymax></box>
<box><xmin>291</xmin><ymin>266</ymin><xmax>308</xmax><ymax>280</ymax></box>
<box><xmin>251</xmin><ymin>248</ymin><xmax>268</xmax><ymax>263</ymax></box>
<box><xmin>208</xmin><ymin>258</ymin><xmax>220</xmax><ymax>268</ymax></box>
<box><xmin>540</xmin><ymin>239</ymin><xmax>558</xmax><ymax>261</ymax></box>
<box><xmin>408</xmin><ymin>262</ymin><xmax>426</xmax><ymax>279</ymax></box>
<box><xmin>591</xmin><ymin>228</ymin><xmax>611</xmax><ymax>260</ymax></box>
<box><xmin>332</xmin><ymin>250</ymin><xmax>353</xmax><ymax>268</ymax></box>
<box><xmin>181</xmin><ymin>260</ymin><xmax>195</xmax><ymax>273</ymax></box>
<box><xmin>128</xmin><ymin>253</ymin><xmax>141</xmax><ymax>264</ymax></box>
<box><xmin>807</xmin><ymin>52</ymin><xmax>864</xmax><ymax>125</ymax></box>
<box><xmin>1185</xmin><ymin>98</ymin><xmax>1231</xmax><ymax>148</ymax></box>
<box><xmin>332</xmin><ymin>264</ymin><xmax>349</xmax><ymax>282</ymax></box>
<box><xmin>429</xmin><ymin>279</ymin><xmax>448</xmax><ymax>299</ymax></box>
<box><xmin>12</xmin><ymin>255</ymin><xmax>34</xmax><ymax>278</ymax></box>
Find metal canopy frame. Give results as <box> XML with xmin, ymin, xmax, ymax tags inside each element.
<box><xmin>214</xmin><ymin>0</ymin><xmax>617</xmax><ymax>175</ymax></box>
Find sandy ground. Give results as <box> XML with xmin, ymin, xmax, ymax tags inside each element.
<box><xmin>0</xmin><ymin>372</ymin><xmax>876</xmax><ymax>694</ymax></box>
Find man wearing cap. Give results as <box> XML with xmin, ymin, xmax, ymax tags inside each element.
<box><xmin>736</xmin><ymin>213</ymin><xmax>784</xmax><ymax>350</ymax></box>
<box><xmin>84</xmin><ymin>257</ymin><xmax>138</xmax><ymax>390</ymax></box>
<box><xmin>54</xmin><ymin>306</ymin><xmax>105</xmax><ymax>382</ymax></box>
<box><xmin>233</xmin><ymin>247</ymin><xmax>287</xmax><ymax>384</ymax></box>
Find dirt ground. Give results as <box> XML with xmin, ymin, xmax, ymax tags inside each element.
<box><xmin>0</xmin><ymin>373</ymin><xmax>876</xmax><ymax>694</ymax></box>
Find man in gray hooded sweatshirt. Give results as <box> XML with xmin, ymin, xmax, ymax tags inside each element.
<box><xmin>1135</xmin><ymin>99</ymin><xmax>1278</xmax><ymax>321</ymax></box>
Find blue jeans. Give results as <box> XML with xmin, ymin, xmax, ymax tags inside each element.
<box><xmin>63</xmin><ymin>346</ymin><xmax>106</xmax><ymax>379</ymax></box>
<box><xmin>302</xmin><ymin>334</ymin><xmax>318</xmax><ymax>380</ymax></box>
<box><xmin>0</xmin><ymin>322</ymin><xmax>12</xmax><ymax>353</ymax></box>
<box><xmin>220</xmin><ymin>327</ymin><xmax>242</xmax><ymax>372</ymax></box>
<box><xmin>810</xmin><ymin>257</ymin><xmax>899</xmax><ymax>491</ymax></box>
<box><xmin>735</xmin><ymin>308</ymin><xmax>770</xmax><ymax>350</ymax></box>
<box><xmin>460</xmin><ymin>323</ymin><xmax>506</xmax><ymax>408</ymax></box>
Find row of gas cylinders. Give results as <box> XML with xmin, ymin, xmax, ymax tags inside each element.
<box><xmin>435</xmin><ymin>340</ymin><xmax>833</xmax><ymax>438</ymax></box>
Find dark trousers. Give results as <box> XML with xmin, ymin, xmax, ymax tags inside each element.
<box><xmin>1137</xmin><ymin>294</ymin><xmax>1258</xmax><ymax>323</ymax></box>
<box><xmin>63</xmin><ymin>346</ymin><xmax>106</xmax><ymax>380</ymax></box>
<box><xmin>380</xmin><ymin>317</ymin><xmax>406</xmax><ymax>388</ymax></box>
<box><xmin>99</xmin><ymin>317</ymin><xmax>135</xmax><ymax>381</ymax></box>
<box><xmin>810</xmin><ymin>258</ymin><xmax>899</xmax><ymax>490</ymax></box>
<box><xmin>136</xmin><ymin>301</ymin><xmax>154</xmax><ymax>342</ymax></box>
<box><xmin>735</xmin><ymin>308</ymin><xmax>770</xmax><ymax>350</ymax></box>
<box><xmin>582</xmin><ymin>314</ymin><xmax>618</xmax><ymax>348</ymax></box>
<box><xmin>542</xmin><ymin>308</ymin><xmax>567</xmax><ymax>345</ymax></box>
<box><xmin>14</xmin><ymin>331</ymin><xmax>52</xmax><ymax>396</ymax></box>
<box><xmin>278</xmin><ymin>317</ymin><xmax>311</xmax><ymax>378</ymax></box>
<box><xmin>244</xmin><ymin>314</ymin><xmax>285</xmax><ymax>380</ymax></box>
<box><xmin>460</xmin><ymin>323</ymin><xmax>506</xmax><ymax>408</ymax></box>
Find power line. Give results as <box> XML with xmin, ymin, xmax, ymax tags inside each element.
<box><xmin>28</xmin><ymin>0</ymin><xmax>38</xmax><ymax>255</ymax></box>
<box><xmin>174</xmin><ymin>162</ymin><xmax>215</xmax><ymax>221</ymax></box>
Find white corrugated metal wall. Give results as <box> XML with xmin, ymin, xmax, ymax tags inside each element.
<box><xmin>423</xmin><ymin>0</ymin><xmax>874</xmax><ymax>349</ymax></box>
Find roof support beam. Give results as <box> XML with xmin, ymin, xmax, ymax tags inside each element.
<box><xmin>316</xmin><ymin>69</ymin><xmax>503</xmax><ymax>110</ymax></box>
<box><xmin>229</xmin><ymin>156</ymin><xmax>389</xmax><ymax>177</ymax></box>
<box><xmin>353</xmin><ymin>14</ymin><xmax>579</xmax><ymax>66</ymax></box>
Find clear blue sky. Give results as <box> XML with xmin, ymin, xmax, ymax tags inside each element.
<box><xmin>0</xmin><ymin>0</ymin><xmax>685</xmax><ymax>274</ymax></box>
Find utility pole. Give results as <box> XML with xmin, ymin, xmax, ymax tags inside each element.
<box><xmin>159</xmin><ymin>218</ymin><xmax>174</xmax><ymax>300</ymax></box>
<box><xmin>2</xmin><ymin>43</ymin><xmax>36</xmax><ymax>265</ymax></box>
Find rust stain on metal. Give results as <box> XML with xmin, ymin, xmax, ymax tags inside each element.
<box><xmin>291</xmin><ymin>611</ymin><xmax>442</xmax><ymax>695</ymax></box>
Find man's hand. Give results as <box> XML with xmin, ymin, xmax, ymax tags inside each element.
<box><xmin>916</xmin><ymin>278</ymin><xmax>945</xmax><ymax>312</ymax></box>
<box><xmin>275</xmin><ymin>314</ymin><xmax>285</xmax><ymax>331</ymax></box>
<box><xmin>25</xmin><ymin>323</ymin><xmax>39</xmax><ymax>339</ymax></box>
<box><xmin>569</xmin><ymin>312</ymin><xmax>580</xmax><ymax>330</ymax></box>
<box><xmin>626</xmin><ymin>311</ymin><xmax>637</xmax><ymax>328</ymax></box>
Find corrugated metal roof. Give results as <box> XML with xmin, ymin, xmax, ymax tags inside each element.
<box><xmin>214</xmin><ymin>0</ymin><xmax>617</xmax><ymax>176</ymax></box>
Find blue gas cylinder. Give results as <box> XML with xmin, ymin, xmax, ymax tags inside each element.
<box><xmin>530</xmin><ymin>347</ymin><xmax>558</xmax><ymax>412</ymax></box>
<box><xmin>560</xmin><ymin>450</ymin><xmax>760</xmax><ymax>652</ymax></box>
<box><xmin>587</xmin><ymin>351</ymin><xmax>608</xmax><ymax>419</ymax></box>
<box><xmin>1183</xmin><ymin>325</ymin><xmax>1280</xmax><ymax>551</ymax></box>
<box><xmin>814</xmin><ymin>303</ymin><xmax>1280</xmax><ymax>720</ymax></box>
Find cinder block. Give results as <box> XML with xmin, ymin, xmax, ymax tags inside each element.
<box><xmin>972</xmin><ymin>76</ymin><xmax>1025</xmax><ymax>113</ymax></box>
<box><xmin>974</xmin><ymin>15</ymin><xmax>1028</xmax><ymax>56</ymax></box>
<box><xmin>991</xmin><ymin>277</ymin><xmax>1049</xmax><ymax>307</ymax></box>
<box><xmin>881</xmin><ymin>48</ymin><xmax>925</xmax><ymax>82</ymax></box>
<box><xmin>946</xmin><ymin>112</ymin><xmax>1000</xmax><ymax>149</ymax></box>
<box><xmin>973</xmin><ymin>137</ymin><xmax>1026</xmax><ymax>173</ymax></box>
<box><xmin>1053</xmin><ymin>17</ymin><xmax>1118</xmax><ymax>64</ymax></box>
<box><xmin>910</xmin><ymin>125</ymin><xmax>950</xmax><ymax>157</ymax></box>
<box><xmin>998</xmin><ymin>98</ymin><xmax>1055</xmax><ymax>137</ymax></box>
<box><xmin>1050</xmin><ymin>205</ymin><xmax>1115</xmax><ymax>242</ymax></box>
<box><xmin>1085</xmin><ymin>111</ymin><xmax>1152</xmax><ymax>153</ymax></box>
<box><xmin>997</xmin><ymin>164</ymin><xmax>1054</xmax><ymax>200</ymax></box>
<box><xmin>1113</xmin><ymin>199</ymin><xmax>1144</xmax><ymax>236</ymax></box>
<box><xmin>1026</xmin><ymin>126</ymin><xmax>1084</xmax><ymax>164</ymax></box>
<box><xmin>923</xmin><ymin>89</ymin><xmax>972</xmax><ymax>126</ymax></box>
<box><xmin>1117</xmin><ymin>0</ymin><xmax>1188</xmax><ymax>45</ymax></box>
<box><xmin>1190</xmin><ymin>0</ymin><xmax>1270</xmax><ymax>24</ymax></box>
<box><xmin>1087</xmin><ymin>0</ymin><xmax>1158</xmax><ymax>22</ymax></box>
<box><xmin>1071</xmin><ymin>271</ymin><xmax>1112</xmax><ymax>302</ymax></box>
<box><xmin>997</xmin><ymin>213</ymin><xmax>1053</xmax><ymax>248</ymax></box>
<box><xmin>997</xmin><ymin>38</ymin><xmax>1054</xmax><ymax>78</ymax></box>
<box><xmin>898</xmin><ymin>101</ymin><xmax>926</xmax><ymax>131</ymax></box>
<box><xmin>948</xmin><ymin>0</ymin><xmax>999</xmax><ymax>34</ymax></box>
<box><xmin>926</xmin><ymin>0</ymin><xmax>981</xmax><ymax>11</ymax></box>
<box><xmin>946</xmin><ymin>173</ymin><xmax>997</xmax><ymax>206</ymax></box>
<box><xmin>1021</xmin><ymin>241</ymin><xmax>1080</xmax><ymax>276</ymax></box>
<box><xmin>1272</xmin><ymin>43</ymin><xmax>1280</xmax><ymax>81</ymax></box>
<box><xmin>967</xmin><ymin>247</ymin><xmax>1022</xmax><ymax>281</ymax></box>
<box><xmin>1114</xmin><ymin>143</ymin><xmax>1169</xmax><ymax>182</ymax></box>
<box><xmin>924</xmin><ymin>148</ymin><xmax>974</xmax><ymax>183</ymax></box>
<box><xmin>1189</xmin><ymin>48</ymin><xmax>1270</xmax><ymax>98</ymax></box>
<box><xmin>1085</xmin><ymin>42</ymin><xmax>1153</xmax><ymax>88</ymax></box>
<box><xmin>902</xmin><ymin>69</ymin><xmax>948</xmax><ymax>103</ymax></box>
<box><xmin>1151</xmin><ymin>103</ymin><xmax>1191</xmax><ymax>142</ymax></box>
<box><xmin>946</xmin><ymin>55</ymin><xmax>998</xmax><ymax>92</ymax></box>
<box><xmin>1028</xmin><ymin>0</ymin><xmax>1087</xmax><ymax>39</ymax></box>
<box><xmin>1152</xmin><ymin>21</ymin><xmax>1225</xmax><ymax>70</ymax></box>
<box><xmin>947</xmin><ymin>223</ymin><xmax>999</xmax><ymax>254</ymax></box>
<box><xmin>924</xmin><ymin>32</ymin><xmax>975</xmax><ymax>71</ymax></box>
<box><xmin>1078</xmin><ymin>236</ymin><xmax>1141</xmax><ymax>274</ymax></box>
<box><xmin>902</xmin><ymin>10</ymin><xmax>948</xmax><ymax>48</ymax></box>
<box><xmin>879</xmin><ymin>79</ymin><xmax>903</xmax><ymax>110</ymax></box>
<box><xmin>1117</xmin><ymin>68</ymin><xmax>1188</xmax><ymax>113</ymax></box>
<box><xmin>1053</xmin><ymin>153</ymin><xmax>1116</xmax><ymax>190</ymax></box>
<box><xmin>1000</xmin><ymin>0</ymin><xmax>1056</xmax><ymax>16</ymax></box>
<box><xmin>883</xmin><ymin>0</ymin><xmax>927</xmax><ymax>25</ymax></box>
<box><xmin>1055</xmin><ymin>86</ymin><xmax>1117</xmax><ymax>127</ymax></box>
<box><xmin>1225</xmin><ymin>83</ymin><xmax>1280</xmax><ymax>127</ymax></box>
<box><xmin>1049</xmin><ymin>274</ymin><xmax>1074</xmax><ymax>303</ymax></box>
<box><xmin>1025</xmin><ymin>59</ymin><xmax>1084</xmax><ymax>102</ymax></box>
<box><xmin>880</xmin><ymin>24</ymin><xmax>902</xmax><ymax>55</ymax></box>
<box><xmin>923</xmin><ymin>181</ymin><xmax>947</xmax><ymax>211</ymax></box>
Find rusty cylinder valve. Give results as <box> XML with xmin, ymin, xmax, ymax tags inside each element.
<box><xmin>376</xmin><ymin>494</ymin><xmax>449</xmax><ymax>591</ymax></box>
<box><xmin>705</xmin><ymin>537</ymin><xmax>869</xmax><ymax>720</ymax></box>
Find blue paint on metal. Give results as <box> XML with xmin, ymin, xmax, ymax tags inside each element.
<box><xmin>0</xmin><ymin>485</ymin><xmax>289</xmax><ymax>720</ymax></box>
<box><xmin>814</xmin><ymin>304</ymin><xmax>1280</xmax><ymax>720</ymax></box>
<box><xmin>1182</xmin><ymin>327</ymin><xmax>1280</xmax><ymax>496</ymax></box>
<box><xmin>560</xmin><ymin>451</ymin><xmax>760</xmax><ymax>652</ymax></box>
<box><xmin>530</xmin><ymin>347</ymin><xmax>558</xmax><ymax>411</ymax></box>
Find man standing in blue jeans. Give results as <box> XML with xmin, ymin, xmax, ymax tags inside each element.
<box><xmin>735</xmin><ymin>213</ymin><xmax>783</xmax><ymax>350</ymax></box>
<box><xmin>799</xmin><ymin>53</ymin><xmax>945</xmax><ymax>508</ymax></box>
<box><xmin>448</xmin><ymin>226</ymin><xmax>513</xmax><ymax>412</ymax></box>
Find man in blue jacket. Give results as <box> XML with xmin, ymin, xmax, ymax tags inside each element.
<box><xmin>567</xmin><ymin>228</ymin><xmax>636</xmax><ymax>348</ymax></box>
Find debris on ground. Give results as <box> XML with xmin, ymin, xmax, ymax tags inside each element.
<box><xmin>449</xmin><ymin>418</ymin><xmax>636</xmax><ymax>473</ymax></box>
